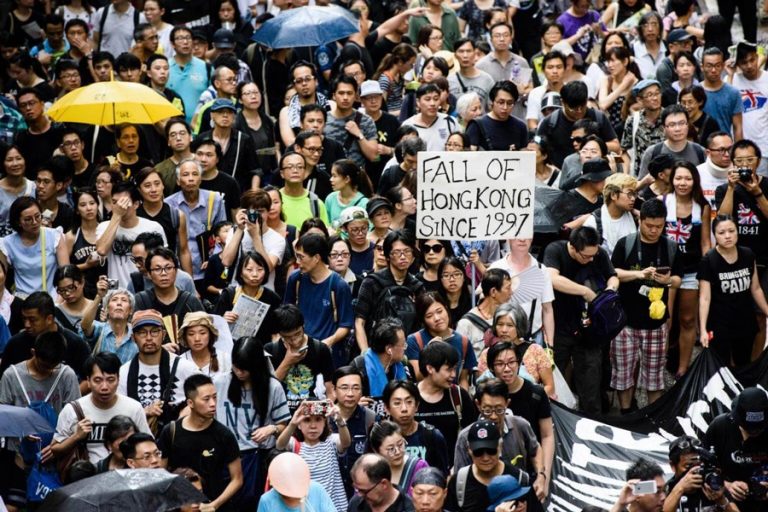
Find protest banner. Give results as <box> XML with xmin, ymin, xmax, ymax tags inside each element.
<box><xmin>416</xmin><ymin>151</ymin><xmax>535</xmax><ymax>241</ymax></box>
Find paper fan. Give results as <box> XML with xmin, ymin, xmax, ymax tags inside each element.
<box><xmin>510</xmin><ymin>266</ymin><xmax>547</xmax><ymax>306</ymax></box>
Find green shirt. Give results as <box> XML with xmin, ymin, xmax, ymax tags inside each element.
<box><xmin>407</xmin><ymin>4</ymin><xmax>461</xmax><ymax>52</ymax></box>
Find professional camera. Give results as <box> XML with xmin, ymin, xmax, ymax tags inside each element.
<box><xmin>692</xmin><ymin>446</ymin><xmax>724</xmax><ymax>492</ymax></box>
<box><xmin>738</xmin><ymin>167</ymin><xmax>754</xmax><ymax>182</ymax></box>
<box><xmin>749</xmin><ymin>466</ymin><xmax>768</xmax><ymax>499</ymax></box>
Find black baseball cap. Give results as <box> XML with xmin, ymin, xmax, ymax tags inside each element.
<box><xmin>468</xmin><ymin>420</ymin><xmax>501</xmax><ymax>452</ymax></box>
<box><xmin>731</xmin><ymin>387</ymin><xmax>768</xmax><ymax>434</ymax></box>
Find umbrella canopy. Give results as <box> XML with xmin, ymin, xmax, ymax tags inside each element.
<box><xmin>0</xmin><ymin>404</ymin><xmax>55</xmax><ymax>437</ymax></box>
<box><xmin>47</xmin><ymin>81</ymin><xmax>183</xmax><ymax>126</ymax></box>
<box><xmin>39</xmin><ymin>468</ymin><xmax>206</xmax><ymax>512</ymax></box>
<box><xmin>252</xmin><ymin>5</ymin><xmax>359</xmax><ymax>49</ymax></box>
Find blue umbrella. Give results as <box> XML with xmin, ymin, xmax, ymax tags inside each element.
<box><xmin>0</xmin><ymin>404</ymin><xmax>55</xmax><ymax>437</ymax></box>
<box><xmin>252</xmin><ymin>5</ymin><xmax>359</xmax><ymax>49</ymax></box>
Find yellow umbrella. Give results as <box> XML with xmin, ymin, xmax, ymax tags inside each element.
<box><xmin>47</xmin><ymin>80</ymin><xmax>183</xmax><ymax>125</ymax></box>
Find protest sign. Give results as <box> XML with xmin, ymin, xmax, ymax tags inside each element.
<box><xmin>417</xmin><ymin>151</ymin><xmax>535</xmax><ymax>241</ymax></box>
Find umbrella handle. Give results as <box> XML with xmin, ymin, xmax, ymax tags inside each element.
<box><xmin>470</xmin><ymin>262</ymin><xmax>477</xmax><ymax>308</ymax></box>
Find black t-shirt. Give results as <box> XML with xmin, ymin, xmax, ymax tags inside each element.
<box><xmin>157</xmin><ymin>419</ymin><xmax>239</xmax><ymax>507</ymax></box>
<box><xmin>445</xmin><ymin>462</ymin><xmax>522</xmax><ymax>512</ymax></box>
<box><xmin>71</xmin><ymin>163</ymin><xmax>96</xmax><ymax>194</ymax></box>
<box><xmin>51</xmin><ymin>201</ymin><xmax>75</xmax><ymax>233</ymax></box>
<box><xmin>304</xmin><ymin>164</ymin><xmax>333</xmax><ymax>201</ymax></box>
<box><xmin>348</xmin><ymin>487</ymin><xmax>415</xmax><ymax>512</ymax></box>
<box><xmin>368</xmin><ymin>111</ymin><xmax>401</xmax><ymax>186</ymax></box>
<box><xmin>508</xmin><ymin>379</ymin><xmax>551</xmax><ymax>442</ymax></box>
<box><xmin>264</xmin><ymin>337</ymin><xmax>334</xmax><ymax>413</ymax></box>
<box><xmin>414</xmin><ymin>386</ymin><xmax>477</xmax><ymax>457</ymax></box>
<box><xmin>714</xmin><ymin>180</ymin><xmax>768</xmax><ymax>266</ymax></box>
<box><xmin>664</xmin><ymin>472</ymin><xmax>718</xmax><ymax>512</ymax></box>
<box><xmin>198</xmin><ymin>129</ymin><xmax>260</xmax><ymax>193</ymax></box>
<box><xmin>697</xmin><ymin>247</ymin><xmax>758</xmax><ymax>338</ymax></box>
<box><xmin>201</xmin><ymin>171</ymin><xmax>241</xmax><ymax>221</ymax></box>
<box><xmin>611</xmin><ymin>236</ymin><xmax>683</xmax><ymax>329</ymax></box>
<box><xmin>702</xmin><ymin>413</ymin><xmax>768</xmax><ymax>512</ymax></box>
<box><xmin>0</xmin><ymin>325</ymin><xmax>90</xmax><ymax>380</ymax></box>
<box><xmin>542</xmin><ymin>241</ymin><xmax>617</xmax><ymax>337</ymax></box>
<box><xmin>15</xmin><ymin>125</ymin><xmax>65</xmax><ymax>179</ymax></box>
<box><xmin>536</xmin><ymin>109</ymin><xmax>617</xmax><ymax>168</ymax></box>
<box><xmin>378</xmin><ymin>163</ymin><xmax>406</xmax><ymax>195</ymax></box>
<box><xmin>466</xmin><ymin>115</ymin><xmax>529</xmax><ymax>151</ymax></box>
<box><xmin>404</xmin><ymin>422</ymin><xmax>450</xmax><ymax>475</ymax></box>
<box><xmin>116</xmin><ymin>157</ymin><xmax>154</xmax><ymax>181</ymax></box>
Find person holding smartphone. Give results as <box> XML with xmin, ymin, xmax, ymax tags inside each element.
<box><xmin>611</xmin><ymin>199</ymin><xmax>682</xmax><ymax>414</ymax></box>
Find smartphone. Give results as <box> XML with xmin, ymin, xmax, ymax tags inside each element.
<box><xmin>655</xmin><ymin>266</ymin><xmax>671</xmax><ymax>274</ymax></box>
<box><xmin>302</xmin><ymin>400</ymin><xmax>330</xmax><ymax>416</ymax></box>
<box><xmin>297</xmin><ymin>345</ymin><xmax>309</xmax><ymax>354</ymax></box>
<box><xmin>633</xmin><ymin>481</ymin><xmax>658</xmax><ymax>495</ymax></box>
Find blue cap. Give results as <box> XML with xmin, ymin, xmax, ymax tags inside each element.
<box><xmin>632</xmin><ymin>79</ymin><xmax>661</xmax><ymax>97</ymax></box>
<box><xmin>486</xmin><ymin>475</ymin><xmax>530</xmax><ymax>511</ymax></box>
<box><xmin>210</xmin><ymin>98</ymin><xmax>236</xmax><ymax>112</ymax></box>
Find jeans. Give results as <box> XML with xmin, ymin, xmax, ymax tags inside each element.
<box><xmin>554</xmin><ymin>333</ymin><xmax>603</xmax><ymax>415</ymax></box>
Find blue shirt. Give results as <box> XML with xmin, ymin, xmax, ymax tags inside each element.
<box><xmin>165</xmin><ymin>190</ymin><xmax>226</xmax><ymax>279</ymax></box>
<box><xmin>82</xmin><ymin>321</ymin><xmax>137</xmax><ymax>364</ymax></box>
<box><xmin>703</xmin><ymin>83</ymin><xmax>743</xmax><ymax>134</ymax></box>
<box><xmin>406</xmin><ymin>329</ymin><xmax>478</xmax><ymax>379</ymax></box>
<box><xmin>257</xmin><ymin>481</ymin><xmax>336</xmax><ymax>512</ymax></box>
<box><xmin>283</xmin><ymin>270</ymin><xmax>354</xmax><ymax>340</ymax></box>
<box><xmin>168</xmin><ymin>57</ymin><xmax>210</xmax><ymax>123</ymax></box>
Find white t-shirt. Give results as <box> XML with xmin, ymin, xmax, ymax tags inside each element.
<box><xmin>53</xmin><ymin>394</ymin><xmax>151</xmax><ymax>463</ymax></box>
<box><xmin>526</xmin><ymin>85</ymin><xmax>548</xmax><ymax>122</ymax></box>
<box><xmin>118</xmin><ymin>354</ymin><xmax>200</xmax><ymax>407</ymax></box>
<box><xmin>180</xmin><ymin>350</ymin><xmax>232</xmax><ymax>379</ymax></box>
<box><xmin>697</xmin><ymin>159</ymin><xmax>729</xmax><ymax>212</ymax></box>
<box><xmin>403</xmin><ymin>114</ymin><xmax>457</xmax><ymax>152</ymax></box>
<box><xmin>732</xmin><ymin>71</ymin><xmax>768</xmax><ymax>158</ymax></box>
<box><xmin>582</xmin><ymin>205</ymin><xmax>638</xmax><ymax>256</ymax></box>
<box><xmin>96</xmin><ymin>217</ymin><xmax>166</xmax><ymax>288</ymax></box>
<box><xmin>486</xmin><ymin>253</ymin><xmax>555</xmax><ymax>336</ymax></box>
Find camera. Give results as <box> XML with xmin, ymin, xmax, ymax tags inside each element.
<box><xmin>738</xmin><ymin>167</ymin><xmax>753</xmax><ymax>182</ymax></box>
<box><xmin>749</xmin><ymin>466</ymin><xmax>768</xmax><ymax>499</ymax></box>
<box><xmin>693</xmin><ymin>446</ymin><xmax>724</xmax><ymax>492</ymax></box>
<box><xmin>107</xmin><ymin>278</ymin><xmax>119</xmax><ymax>290</ymax></box>
<box><xmin>247</xmin><ymin>208</ymin><xmax>259</xmax><ymax>224</ymax></box>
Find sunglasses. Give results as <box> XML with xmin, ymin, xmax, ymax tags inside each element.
<box><xmin>423</xmin><ymin>243</ymin><xmax>444</xmax><ymax>254</ymax></box>
<box><xmin>471</xmin><ymin>447</ymin><xmax>497</xmax><ymax>457</ymax></box>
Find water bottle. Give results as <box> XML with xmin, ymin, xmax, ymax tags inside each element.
<box><xmin>512</xmin><ymin>60</ymin><xmax>521</xmax><ymax>83</ymax></box>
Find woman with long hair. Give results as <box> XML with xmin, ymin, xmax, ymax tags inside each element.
<box><xmin>215</xmin><ymin>336</ymin><xmax>290</xmax><ymax>508</ymax></box>
<box><xmin>325</xmin><ymin>159</ymin><xmax>373</xmax><ymax>227</ymax></box>
<box><xmin>699</xmin><ymin>216</ymin><xmax>768</xmax><ymax>367</ymax></box>
<box><xmin>368</xmin><ymin>421</ymin><xmax>429</xmax><ymax>496</ymax></box>
<box><xmin>416</xmin><ymin>239</ymin><xmax>451</xmax><ymax>293</ymax></box>
<box><xmin>632</xmin><ymin>11</ymin><xmax>665</xmax><ymax>79</ymax></box>
<box><xmin>142</xmin><ymin>0</ymin><xmax>173</xmax><ymax>58</ymax></box>
<box><xmin>664</xmin><ymin>161</ymin><xmax>711</xmax><ymax>377</ymax></box>
<box><xmin>532</xmin><ymin>135</ymin><xmax>561</xmax><ymax>188</ymax></box>
<box><xmin>54</xmin><ymin>264</ymin><xmax>93</xmax><ymax>332</ymax></box>
<box><xmin>65</xmin><ymin>188</ymin><xmax>102</xmax><ymax>298</ymax></box>
<box><xmin>179</xmin><ymin>311</ymin><xmax>231</xmax><ymax>378</ymax></box>
<box><xmin>679</xmin><ymin>85</ymin><xmax>720</xmax><ymax>146</ymax></box>
<box><xmin>437</xmin><ymin>257</ymin><xmax>473</xmax><ymax>328</ymax></box>
<box><xmin>235</xmin><ymin>82</ymin><xmax>277</xmax><ymax>181</ymax></box>
<box><xmin>0</xmin><ymin>197</ymin><xmax>69</xmax><ymax>297</ymax></box>
<box><xmin>212</xmin><ymin>0</ymin><xmax>253</xmax><ymax>54</ymax></box>
<box><xmin>455</xmin><ymin>92</ymin><xmax>483</xmax><ymax>132</ymax></box>
<box><xmin>597</xmin><ymin>46</ymin><xmax>637</xmax><ymax>139</ymax></box>
<box><xmin>215</xmin><ymin>251</ymin><xmax>281</xmax><ymax>340</ymax></box>
<box><xmin>384</xmin><ymin>185</ymin><xmax>416</xmax><ymax>234</ymax></box>
<box><xmin>0</xmin><ymin>144</ymin><xmax>35</xmax><ymax>237</ymax></box>
<box><xmin>135</xmin><ymin>167</ymin><xmax>191</xmax><ymax>261</ymax></box>
<box><xmin>585</xmin><ymin>30</ymin><xmax>641</xmax><ymax>100</ymax></box>
<box><xmin>374</xmin><ymin>43</ymin><xmax>417</xmax><ymax>117</ymax></box>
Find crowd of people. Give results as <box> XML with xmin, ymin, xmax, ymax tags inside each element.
<box><xmin>0</xmin><ymin>0</ymin><xmax>767</xmax><ymax>510</ymax></box>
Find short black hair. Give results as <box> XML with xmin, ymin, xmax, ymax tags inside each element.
<box><xmin>164</xmin><ymin>117</ymin><xmax>191</xmax><ymax>139</ymax></box>
<box><xmin>183</xmin><ymin>373</ymin><xmax>214</xmax><ymax>399</ymax></box>
<box><xmin>273</xmin><ymin>304</ymin><xmax>304</xmax><ymax>333</ymax></box>
<box><xmin>91</xmin><ymin>51</ymin><xmax>115</xmax><ymax>67</ymax></box>
<box><xmin>569</xmin><ymin>226</ymin><xmax>600</xmax><ymax>251</ymax></box>
<box><xmin>145</xmin><ymin>246</ymin><xmax>180</xmax><ymax>270</ymax></box>
<box><xmin>474</xmin><ymin>377</ymin><xmax>509</xmax><ymax>401</ymax></box>
<box><xmin>115</xmin><ymin>52</ymin><xmax>141</xmax><ymax>71</ymax></box>
<box><xmin>331</xmin><ymin>74</ymin><xmax>357</xmax><ymax>94</ymax></box>
<box><xmin>369</xmin><ymin>317</ymin><xmax>404</xmax><ymax>354</ymax></box>
<box><xmin>299</xmin><ymin>103</ymin><xmax>327</xmax><ymax>123</ymax></box>
<box><xmin>489</xmin><ymin>80</ymin><xmax>519</xmax><ymax>103</ymax></box>
<box><xmin>453</xmin><ymin>37</ymin><xmax>474</xmax><ymax>52</ymax></box>
<box><xmin>383</xmin><ymin>379</ymin><xmax>420</xmax><ymax>406</ymax></box>
<box><xmin>33</xmin><ymin>331</ymin><xmax>67</xmax><ymax>365</ymax></box>
<box><xmin>418</xmin><ymin>341</ymin><xmax>459</xmax><ymax>378</ymax></box>
<box><xmin>84</xmin><ymin>352</ymin><xmax>121</xmax><ymax>377</ymax></box>
<box><xmin>480</xmin><ymin>268</ymin><xmax>510</xmax><ymax>297</ymax></box>
<box><xmin>626</xmin><ymin>458</ymin><xmax>664</xmax><ymax>481</ymax></box>
<box><xmin>133</xmin><ymin>231</ymin><xmax>165</xmax><ymax>251</ymax></box>
<box><xmin>38</xmin><ymin>155</ymin><xmax>74</xmax><ymax>183</ymax></box>
<box><xmin>9</xmin><ymin>196</ymin><xmax>41</xmax><ymax>234</ymax></box>
<box><xmin>22</xmin><ymin>291</ymin><xmax>55</xmax><ymax>318</ymax></box>
<box><xmin>146</xmin><ymin>53</ymin><xmax>169</xmax><ymax>69</ymax></box>
<box><xmin>119</xmin><ymin>432</ymin><xmax>156</xmax><ymax>461</ymax></box>
<box><xmin>333</xmin><ymin>365</ymin><xmax>363</xmax><ymax>386</ymax></box>
<box><xmin>65</xmin><ymin>18</ymin><xmax>89</xmax><ymax>35</ymax></box>
<box><xmin>705</xmin><ymin>130</ymin><xmax>731</xmax><ymax>149</ymax></box>
<box><xmin>191</xmin><ymin>137</ymin><xmax>223</xmax><ymax>161</ymax></box>
<box><xmin>296</xmin><ymin>232</ymin><xmax>329</xmax><ymax>264</ymax></box>
<box><xmin>640</xmin><ymin>198</ymin><xmax>666</xmax><ymax>220</ymax></box>
<box><xmin>383</xmin><ymin>229</ymin><xmax>416</xmax><ymax>260</ymax></box>
<box><xmin>111</xmin><ymin>180</ymin><xmax>141</xmax><ymax>202</ymax></box>
<box><xmin>542</xmin><ymin>50</ymin><xmax>567</xmax><ymax>69</ymax></box>
<box><xmin>560</xmin><ymin>81</ymin><xmax>588</xmax><ymax>107</ymax></box>
<box><xmin>416</xmin><ymin>83</ymin><xmax>440</xmax><ymax>99</ymax></box>
<box><xmin>661</xmin><ymin>103</ymin><xmax>688</xmax><ymax>125</ymax></box>
<box><xmin>731</xmin><ymin>138</ymin><xmax>762</xmax><ymax>161</ymax></box>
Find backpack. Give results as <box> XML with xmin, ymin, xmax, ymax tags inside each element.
<box><xmin>456</xmin><ymin>465</ymin><xmax>471</xmax><ymax>508</ymax></box>
<box><xmin>308</xmin><ymin>190</ymin><xmax>323</xmax><ymax>219</ymax></box>
<box><xmin>468</xmin><ymin>117</ymin><xmax>494</xmax><ymax>151</ymax></box>
<box><xmin>413</xmin><ymin>330</ymin><xmax>470</xmax><ymax>378</ymax></box>
<box><xmin>461</xmin><ymin>312</ymin><xmax>491</xmax><ymax>333</ymax></box>
<box><xmin>367</xmin><ymin>272</ymin><xmax>419</xmax><ymax>334</ymax></box>
<box><xmin>12</xmin><ymin>365</ymin><xmax>65</xmax><ymax>464</ymax></box>
<box><xmin>583</xmin><ymin>290</ymin><xmax>626</xmax><ymax>344</ymax></box>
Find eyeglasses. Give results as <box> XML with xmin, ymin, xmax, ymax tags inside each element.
<box><xmin>218</xmin><ymin>77</ymin><xmax>237</xmax><ymax>83</ymax></box>
<box><xmin>337</xmin><ymin>384</ymin><xmax>361</xmax><ymax>392</ymax></box>
<box><xmin>665</xmin><ymin>121</ymin><xmax>688</xmax><ymax>128</ymax></box>
<box><xmin>128</xmin><ymin>255</ymin><xmax>144</xmax><ymax>265</ymax></box>
<box><xmin>620</xmin><ymin>190</ymin><xmax>637</xmax><ymax>198</ymax></box>
<box><xmin>302</xmin><ymin>146</ymin><xmax>323</xmax><ymax>153</ymax></box>
<box><xmin>59</xmin><ymin>72</ymin><xmax>79</xmax><ymax>80</ymax></box>
<box><xmin>329</xmin><ymin>251</ymin><xmax>350</xmax><ymax>259</ymax></box>
<box><xmin>480</xmin><ymin>406</ymin><xmax>508</xmax><ymax>417</ymax></box>
<box><xmin>493</xmin><ymin>359</ymin><xmax>518</xmax><ymax>369</ymax></box>
<box><xmin>640</xmin><ymin>91</ymin><xmax>661</xmax><ymax>99</ymax></box>
<box><xmin>135</xmin><ymin>450</ymin><xmax>163</xmax><ymax>461</ymax></box>
<box><xmin>441</xmin><ymin>272</ymin><xmax>464</xmax><ymax>280</ymax></box>
<box><xmin>174</xmin><ymin>35</ymin><xmax>192</xmax><ymax>41</ymax></box>
<box><xmin>375</xmin><ymin>245</ymin><xmax>384</xmax><ymax>252</ymax></box>
<box><xmin>134</xmin><ymin>327</ymin><xmax>163</xmax><ymax>338</ymax></box>
<box><xmin>293</xmin><ymin>76</ymin><xmax>314</xmax><ymax>85</ymax></box>
<box><xmin>241</xmin><ymin>90</ymin><xmax>261</xmax><ymax>97</ymax></box>
<box><xmin>384</xmin><ymin>439</ymin><xmax>407</xmax><ymax>456</ymax></box>
<box><xmin>429</xmin><ymin>35</ymin><xmax>444</xmax><ymax>41</ymax></box>
<box><xmin>18</xmin><ymin>100</ymin><xmax>39</xmax><ymax>109</ymax></box>
<box><xmin>354</xmin><ymin>479</ymin><xmax>382</xmax><ymax>496</ymax></box>
<box><xmin>281</xmin><ymin>164</ymin><xmax>306</xmax><ymax>171</ymax></box>
<box><xmin>708</xmin><ymin>146</ymin><xmax>732</xmax><ymax>154</ymax></box>
<box><xmin>347</xmin><ymin>226</ymin><xmax>368</xmax><ymax>235</ymax></box>
<box><xmin>734</xmin><ymin>156</ymin><xmax>759</xmax><ymax>165</ymax></box>
<box><xmin>390</xmin><ymin>249</ymin><xmax>413</xmax><ymax>259</ymax></box>
<box><xmin>149</xmin><ymin>265</ymin><xmax>176</xmax><ymax>275</ymax></box>
<box><xmin>423</xmin><ymin>243</ymin><xmax>444</xmax><ymax>254</ymax></box>
<box><xmin>21</xmin><ymin>213</ymin><xmax>42</xmax><ymax>225</ymax></box>
<box><xmin>57</xmin><ymin>283</ymin><xmax>78</xmax><ymax>294</ymax></box>
<box><xmin>61</xmin><ymin>140</ymin><xmax>80</xmax><ymax>148</ymax></box>
<box><xmin>576</xmin><ymin>249</ymin><xmax>598</xmax><ymax>261</ymax></box>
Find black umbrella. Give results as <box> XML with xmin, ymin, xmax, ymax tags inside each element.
<box><xmin>38</xmin><ymin>468</ymin><xmax>207</xmax><ymax>512</ymax></box>
<box><xmin>533</xmin><ymin>186</ymin><xmax>592</xmax><ymax>233</ymax></box>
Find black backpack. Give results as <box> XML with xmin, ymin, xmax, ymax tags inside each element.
<box><xmin>367</xmin><ymin>272</ymin><xmax>419</xmax><ymax>334</ymax></box>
